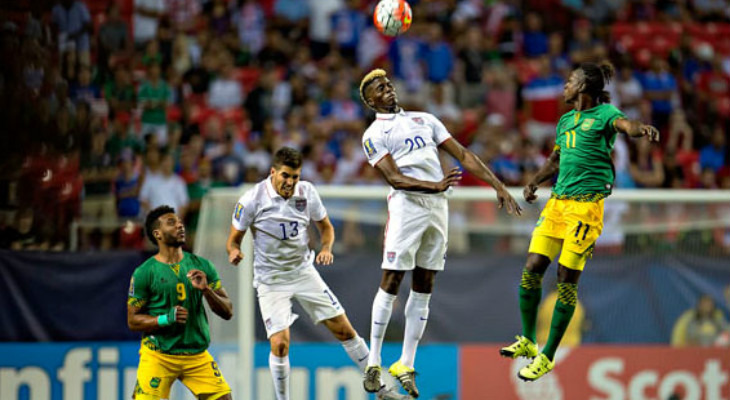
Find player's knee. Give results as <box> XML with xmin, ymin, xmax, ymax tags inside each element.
<box><xmin>270</xmin><ymin>338</ymin><xmax>289</xmax><ymax>356</ymax></box>
<box><xmin>525</xmin><ymin>253</ymin><xmax>550</xmax><ymax>274</ymax></box>
<box><xmin>380</xmin><ymin>270</ymin><xmax>405</xmax><ymax>294</ymax></box>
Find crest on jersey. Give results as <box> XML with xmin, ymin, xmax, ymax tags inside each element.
<box><xmin>364</xmin><ymin>138</ymin><xmax>377</xmax><ymax>158</ymax></box>
<box><xmin>234</xmin><ymin>202</ymin><xmax>244</xmax><ymax>220</ymax></box>
<box><xmin>295</xmin><ymin>198</ymin><xmax>307</xmax><ymax>212</ymax></box>
<box><xmin>265</xmin><ymin>318</ymin><xmax>272</xmax><ymax>330</ymax></box>
<box><xmin>412</xmin><ymin>117</ymin><xmax>424</xmax><ymax>125</ymax></box>
<box><xmin>387</xmin><ymin>251</ymin><xmax>396</xmax><ymax>263</ymax></box>
<box><xmin>581</xmin><ymin>118</ymin><xmax>595</xmax><ymax>131</ymax></box>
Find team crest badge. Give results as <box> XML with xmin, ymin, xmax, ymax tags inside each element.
<box><xmin>265</xmin><ymin>318</ymin><xmax>272</xmax><ymax>330</ymax></box>
<box><xmin>234</xmin><ymin>202</ymin><xmax>244</xmax><ymax>220</ymax></box>
<box><xmin>387</xmin><ymin>251</ymin><xmax>396</xmax><ymax>263</ymax></box>
<box><xmin>581</xmin><ymin>118</ymin><xmax>595</xmax><ymax>131</ymax></box>
<box><xmin>150</xmin><ymin>377</ymin><xmax>161</xmax><ymax>389</ymax></box>
<box><xmin>295</xmin><ymin>199</ymin><xmax>307</xmax><ymax>212</ymax></box>
<box><xmin>364</xmin><ymin>138</ymin><xmax>377</xmax><ymax>158</ymax></box>
<box><xmin>412</xmin><ymin>117</ymin><xmax>424</xmax><ymax>125</ymax></box>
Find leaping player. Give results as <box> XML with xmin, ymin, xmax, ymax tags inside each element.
<box><xmin>226</xmin><ymin>147</ymin><xmax>411</xmax><ymax>400</ymax></box>
<box><xmin>500</xmin><ymin>61</ymin><xmax>659</xmax><ymax>381</ymax></box>
<box><xmin>358</xmin><ymin>68</ymin><xmax>522</xmax><ymax>398</ymax></box>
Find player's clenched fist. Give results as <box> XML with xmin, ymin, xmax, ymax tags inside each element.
<box><xmin>228</xmin><ymin>248</ymin><xmax>243</xmax><ymax>266</ymax></box>
<box><xmin>174</xmin><ymin>306</ymin><xmax>188</xmax><ymax>324</ymax></box>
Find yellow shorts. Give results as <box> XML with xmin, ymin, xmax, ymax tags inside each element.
<box><xmin>528</xmin><ymin>198</ymin><xmax>604</xmax><ymax>271</ymax></box>
<box><xmin>134</xmin><ymin>345</ymin><xmax>231</xmax><ymax>400</ymax></box>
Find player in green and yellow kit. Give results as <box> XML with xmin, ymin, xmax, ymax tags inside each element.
<box><xmin>128</xmin><ymin>205</ymin><xmax>234</xmax><ymax>400</ymax></box>
<box><xmin>500</xmin><ymin>62</ymin><xmax>659</xmax><ymax>381</ymax></box>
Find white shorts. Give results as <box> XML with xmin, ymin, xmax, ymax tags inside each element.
<box><xmin>256</xmin><ymin>267</ymin><xmax>344</xmax><ymax>338</ymax></box>
<box><xmin>382</xmin><ymin>190</ymin><xmax>448</xmax><ymax>271</ymax></box>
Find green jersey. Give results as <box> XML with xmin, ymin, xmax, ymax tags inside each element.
<box><xmin>128</xmin><ymin>252</ymin><xmax>223</xmax><ymax>355</ymax></box>
<box><xmin>552</xmin><ymin>103</ymin><xmax>625</xmax><ymax>201</ymax></box>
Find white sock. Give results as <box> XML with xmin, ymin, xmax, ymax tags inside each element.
<box><xmin>369</xmin><ymin>288</ymin><xmax>397</xmax><ymax>367</ymax></box>
<box><xmin>269</xmin><ymin>353</ymin><xmax>290</xmax><ymax>400</ymax></box>
<box><xmin>400</xmin><ymin>290</ymin><xmax>431</xmax><ymax>369</ymax></box>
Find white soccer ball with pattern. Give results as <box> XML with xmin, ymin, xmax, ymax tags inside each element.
<box><xmin>373</xmin><ymin>0</ymin><xmax>412</xmax><ymax>37</ymax></box>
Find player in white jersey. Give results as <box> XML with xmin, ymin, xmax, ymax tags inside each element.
<box><xmin>358</xmin><ymin>69</ymin><xmax>522</xmax><ymax>398</ymax></box>
<box><xmin>225</xmin><ymin>147</ymin><xmax>411</xmax><ymax>400</ymax></box>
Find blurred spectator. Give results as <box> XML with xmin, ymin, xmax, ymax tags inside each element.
<box><xmin>114</xmin><ymin>153</ymin><xmax>142</xmax><ymax>219</ymax></box>
<box><xmin>522</xmin><ymin>56</ymin><xmax>564</xmax><ymax>144</ymax></box>
<box><xmin>308</xmin><ymin>0</ymin><xmax>344</xmax><ymax>59</ymax></box>
<box><xmin>639</xmin><ymin>57</ymin><xmax>678</xmax><ymax>133</ymax></box>
<box><xmin>139</xmin><ymin>151</ymin><xmax>189</xmax><ymax>217</ymax></box>
<box><xmin>166</xmin><ymin>0</ymin><xmax>201</xmax><ymax>33</ymax></box>
<box><xmin>207</xmin><ymin>55</ymin><xmax>244</xmax><ymax>110</ymax></box>
<box><xmin>52</xmin><ymin>0</ymin><xmax>92</xmax><ymax>66</ymax></box>
<box><xmin>69</xmin><ymin>65</ymin><xmax>100</xmax><ymax>105</ymax></box>
<box><xmin>185</xmin><ymin>157</ymin><xmax>224</xmax><ymax>245</ymax></box>
<box><xmin>456</xmin><ymin>26</ymin><xmax>494</xmax><ymax>108</ymax></box>
<box><xmin>699</xmin><ymin>126</ymin><xmax>727</xmax><ymax>173</ymax></box>
<box><xmin>97</xmin><ymin>2</ymin><xmax>130</xmax><ymax>82</ymax></box>
<box><xmin>8</xmin><ymin>209</ymin><xmax>45</xmax><ymax>250</ymax></box>
<box><xmin>233</xmin><ymin>0</ymin><xmax>266</xmax><ymax>58</ymax></box>
<box><xmin>80</xmin><ymin>129</ymin><xmax>117</xmax><ymax>250</ymax></box>
<box><xmin>106</xmin><ymin>113</ymin><xmax>143</xmax><ymax>161</ymax></box>
<box><xmin>212</xmin><ymin>134</ymin><xmax>245</xmax><ymax>185</ymax></box>
<box><xmin>630</xmin><ymin>140</ymin><xmax>665</xmax><ymax>188</ymax></box>
<box><xmin>138</xmin><ymin>62</ymin><xmax>171</xmax><ymax>146</ymax></box>
<box><xmin>331</xmin><ymin>0</ymin><xmax>366</xmax><ymax>62</ymax></box>
<box><xmin>426</xmin><ymin>83</ymin><xmax>461</xmax><ymax>123</ymax></box>
<box><xmin>134</xmin><ymin>0</ymin><xmax>166</xmax><ymax>46</ymax></box>
<box><xmin>696</xmin><ymin>55</ymin><xmax>730</xmax><ymax>121</ymax></box>
<box><xmin>615</xmin><ymin>64</ymin><xmax>643</xmax><ymax>121</ymax></box>
<box><xmin>389</xmin><ymin>33</ymin><xmax>427</xmax><ymax>107</ymax></box>
<box><xmin>332</xmin><ymin>138</ymin><xmax>364</xmax><ymax>184</ymax></box>
<box><xmin>523</xmin><ymin>12</ymin><xmax>548</xmax><ymax>58</ymax></box>
<box><xmin>672</xmin><ymin>295</ymin><xmax>730</xmax><ymax>347</ymax></box>
<box><xmin>104</xmin><ymin>64</ymin><xmax>137</xmax><ymax>117</ymax></box>
<box><xmin>424</xmin><ymin>23</ymin><xmax>454</xmax><ymax>84</ymax></box>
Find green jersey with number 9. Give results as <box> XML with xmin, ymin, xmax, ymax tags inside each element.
<box><xmin>552</xmin><ymin>103</ymin><xmax>626</xmax><ymax>201</ymax></box>
<box><xmin>128</xmin><ymin>252</ymin><xmax>222</xmax><ymax>354</ymax></box>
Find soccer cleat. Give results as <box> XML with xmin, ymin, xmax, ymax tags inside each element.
<box><xmin>500</xmin><ymin>335</ymin><xmax>538</xmax><ymax>359</ymax></box>
<box><xmin>518</xmin><ymin>353</ymin><xmax>555</xmax><ymax>381</ymax></box>
<box><xmin>376</xmin><ymin>385</ymin><xmax>414</xmax><ymax>400</ymax></box>
<box><xmin>389</xmin><ymin>361</ymin><xmax>419</xmax><ymax>398</ymax></box>
<box><xmin>364</xmin><ymin>365</ymin><xmax>383</xmax><ymax>393</ymax></box>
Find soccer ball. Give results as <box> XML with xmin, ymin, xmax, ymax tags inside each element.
<box><xmin>373</xmin><ymin>0</ymin><xmax>412</xmax><ymax>37</ymax></box>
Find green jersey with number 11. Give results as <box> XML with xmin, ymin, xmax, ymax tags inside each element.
<box><xmin>552</xmin><ymin>103</ymin><xmax>626</xmax><ymax>201</ymax></box>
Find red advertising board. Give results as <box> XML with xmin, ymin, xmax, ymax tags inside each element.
<box><xmin>462</xmin><ymin>345</ymin><xmax>730</xmax><ymax>400</ymax></box>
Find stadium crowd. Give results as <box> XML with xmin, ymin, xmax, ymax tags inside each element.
<box><xmin>0</xmin><ymin>0</ymin><xmax>729</xmax><ymax>251</ymax></box>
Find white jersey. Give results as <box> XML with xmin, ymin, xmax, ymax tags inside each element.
<box><xmin>231</xmin><ymin>178</ymin><xmax>327</xmax><ymax>286</ymax></box>
<box><xmin>361</xmin><ymin>109</ymin><xmax>453</xmax><ymax>184</ymax></box>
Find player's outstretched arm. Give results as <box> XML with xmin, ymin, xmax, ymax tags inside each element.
<box><xmin>314</xmin><ymin>216</ymin><xmax>335</xmax><ymax>266</ymax></box>
<box><xmin>375</xmin><ymin>154</ymin><xmax>461</xmax><ymax>193</ymax></box>
<box><xmin>614</xmin><ymin>118</ymin><xmax>660</xmax><ymax>141</ymax></box>
<box><xmin>226</xmin><ymin>225</ymin><xmax>245</xmax><ymax>266</ymax></box>
<box><xmin>524</xmin><ymin>149</ymin><xmax>560</xmax><ymax>203</ymax></box>
<box><xmin>439</xmin><ymin>138</ymin><xmax>522</xmax><ymax>215</ymax></box>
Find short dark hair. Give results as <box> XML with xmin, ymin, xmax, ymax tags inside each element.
<box><xmin>145</xmin><ymin>205</ymin><xmax>176</xmax><ymax>246</ymax></box>
<box><xmin>579</xmin><ymin>61</ymin><xmax>615</xmax><ymax>104</ymax></box>
<box><xmin>272</xmin><ymin>147</ymin><xmax>303</xmax><ymax>170</ymax></box>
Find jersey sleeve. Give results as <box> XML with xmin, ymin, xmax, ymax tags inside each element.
<box><xmin>362</xmin><ymin>126</ymin><xmax>389</xmax><ymax>166</ymax></box>
<box><xmin>202</xmin><ymin>257</ymin><xmax>222</xmax><ymax>291</ymax></box>
<box><xmin>306</xmin><ymin>183</ymin><xmax>327</xmax><ymax>221</ymax></box>
<box><xmin>231</xmin><ymin>190</ymin><xmax>255</xmax><ymax>231</ymax></box>
<box><xmin>127</xmin><ymin>268</ymin><xmax>149</xmax><ymax>308</ymax></box>
<box><xmin>425</xmin><ymin>113</ymin><xmax>453</xmax><ymax>145</ymax></box>
<box><xmin>604</xmin><ymin>104</ymin><xmax>627</xmax><ymax>134</ymax></box>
